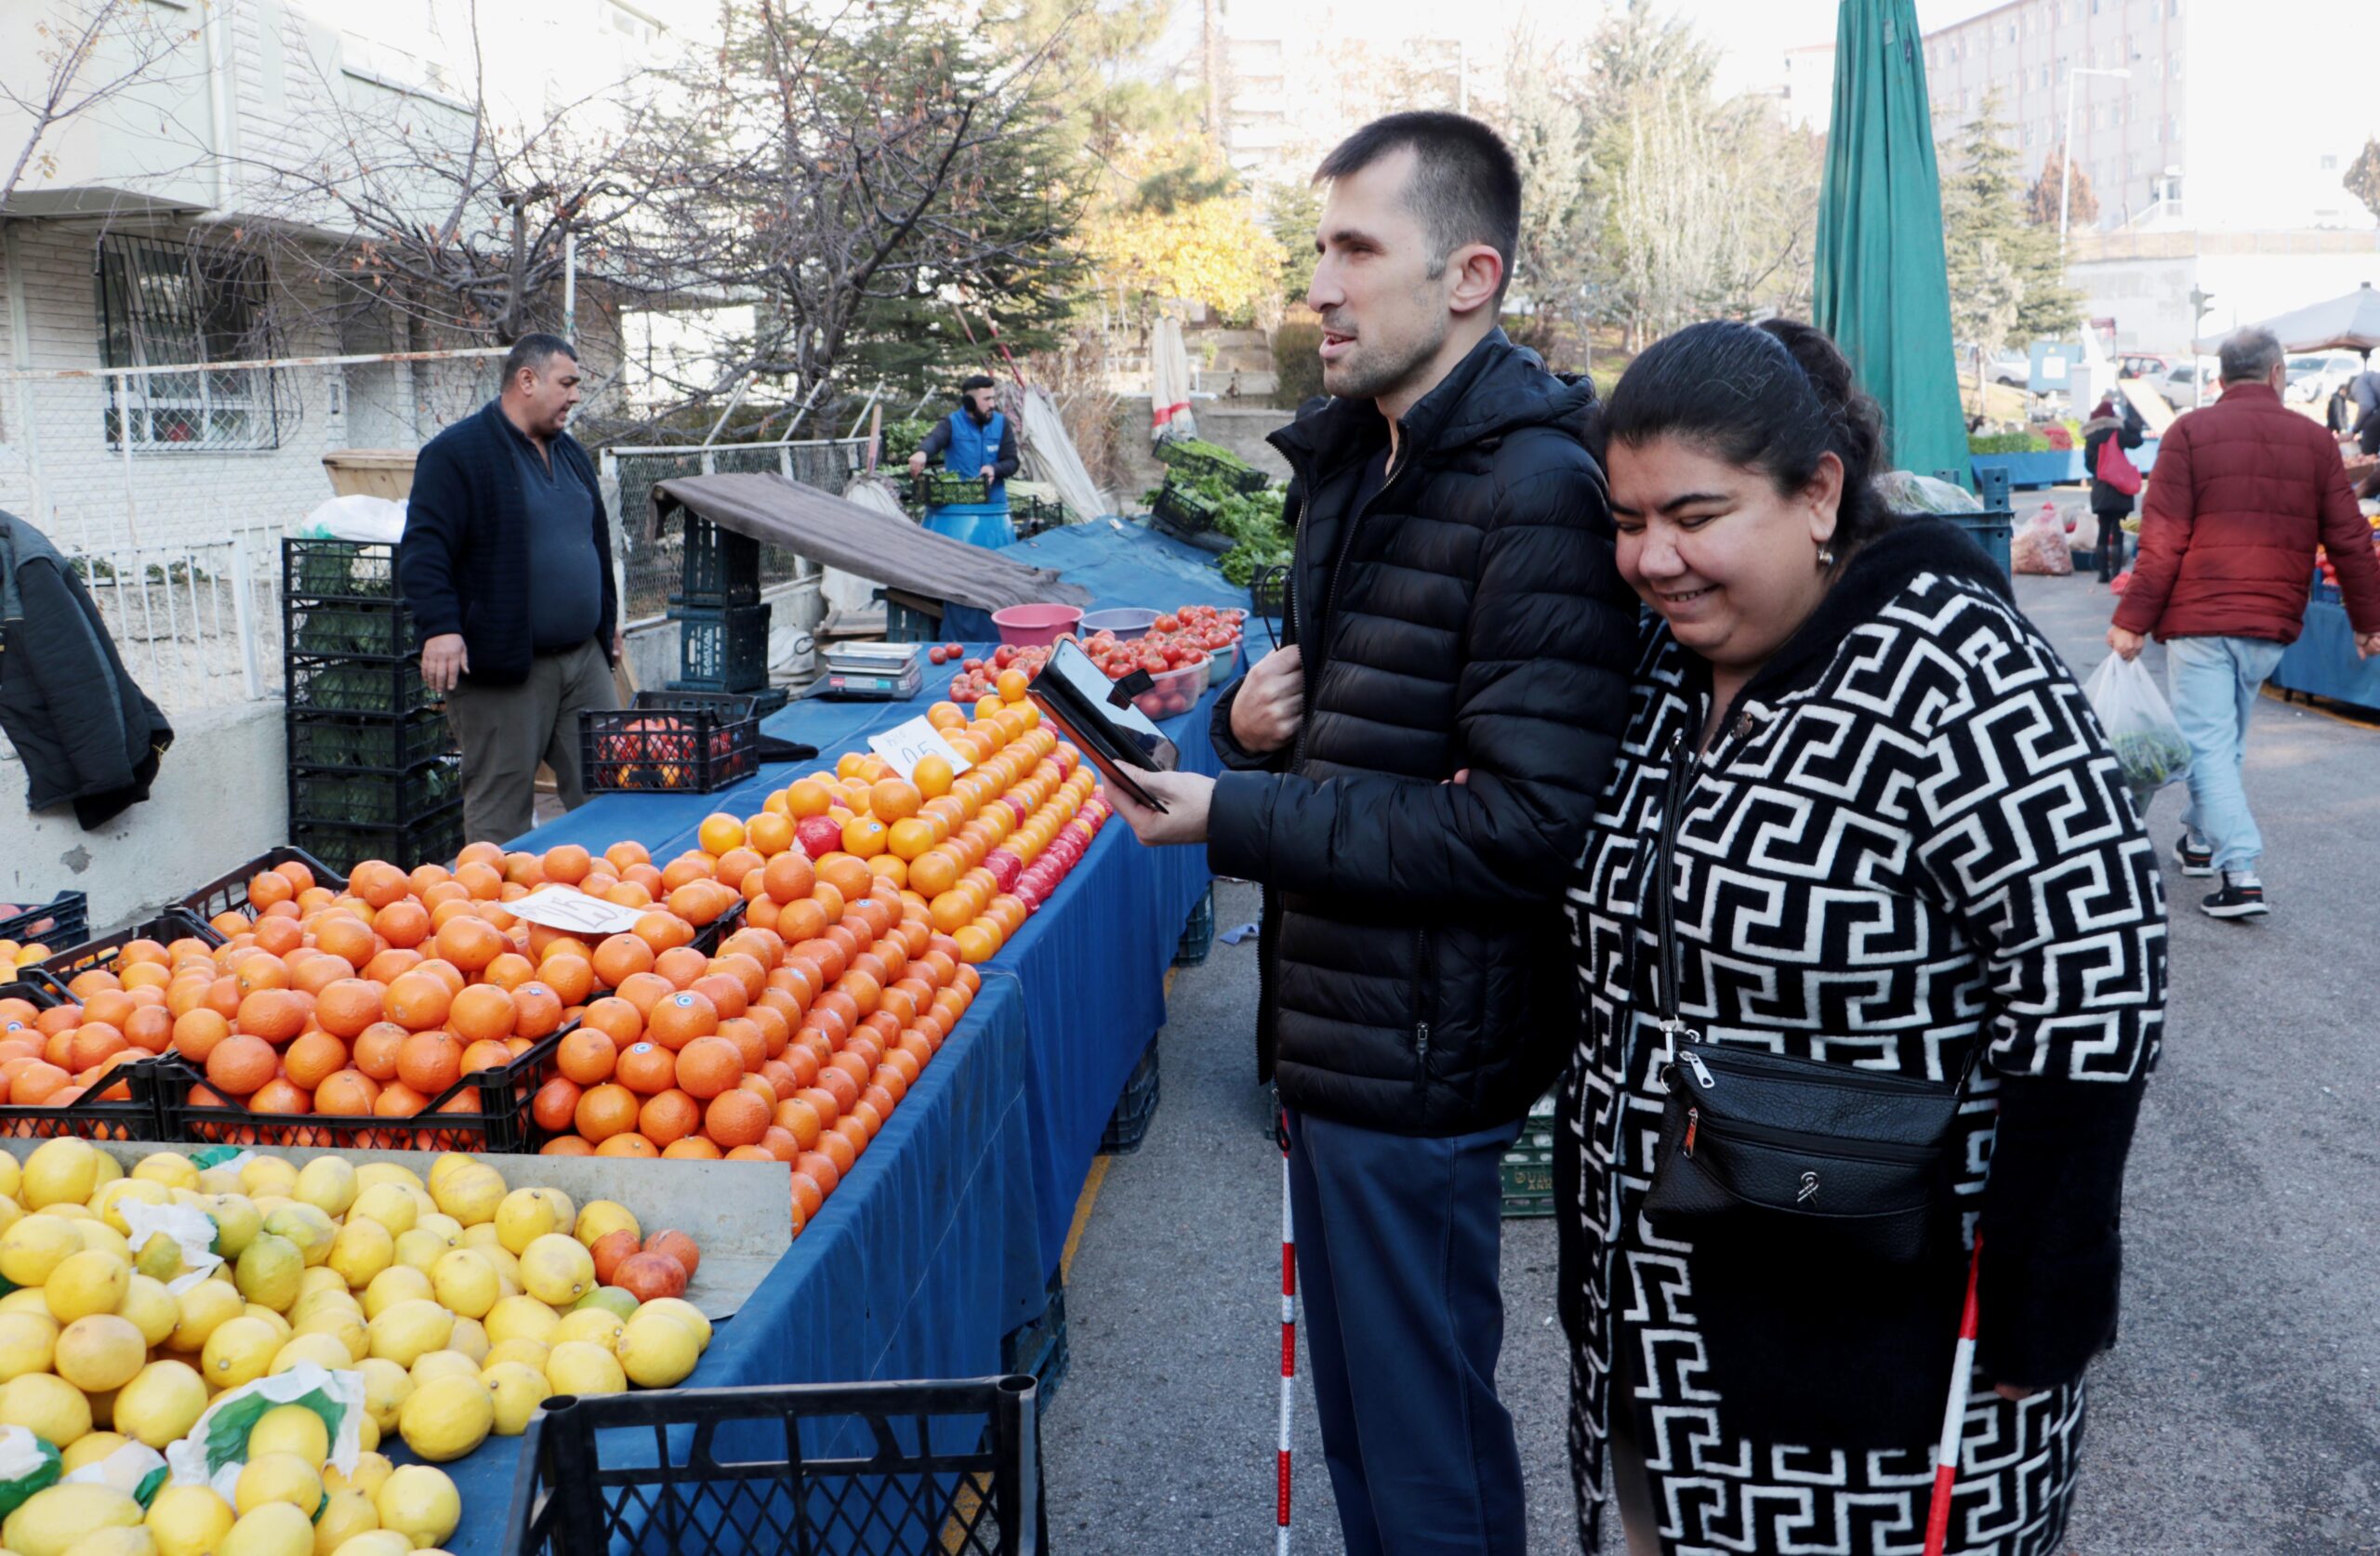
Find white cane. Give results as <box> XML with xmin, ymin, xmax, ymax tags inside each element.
<box><xmin>1924</xmin><ymin>1236</ymin><xmax>1985</xmax><ymax>1556</ymax></box>
<box><xmin>1276</xmin><ymin>1113</ymin><xmax>1297</xmax><ymax>1556</ymax></box>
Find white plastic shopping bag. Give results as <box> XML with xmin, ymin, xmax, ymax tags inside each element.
<box><xmin>2084</xmin><ymin>654</ymin><xmax>2193</xmax><ymax>815</ymax></box>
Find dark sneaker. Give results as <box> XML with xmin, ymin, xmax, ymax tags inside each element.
<box><xmin>2175</xmin><ymin>834</ymin><xmax>2214</xmax><ymax>877</ymax></box>
<box><xmin>2202</xmin><ymin>877</ymin><xmax>2268</xmax><ymax>920</ymax></box>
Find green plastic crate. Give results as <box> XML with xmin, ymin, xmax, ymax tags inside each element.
<box><xmin>1501</xmin><ymin>1094</ymin><xmax>1556</xmax><ymax>1219</ymax></box>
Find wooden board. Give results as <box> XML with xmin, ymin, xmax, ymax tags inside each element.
<box><xmin>2121</xmin><ymin>376</ymin><xmax>2179</xmax><ymax>435</ymax></box>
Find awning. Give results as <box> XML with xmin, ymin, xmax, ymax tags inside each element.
<box><xmin>647</xmin><ymin>471</ymin><xmax>1090</xmax><ymax>613</ymax></box>
<box><xmin>2193</xmin><ymin>282</ymin><xmax>2380</xmax><ymax>355</ymax></box>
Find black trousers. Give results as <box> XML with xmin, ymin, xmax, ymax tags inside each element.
<box><xmin>2094</xmin><ymin>510</ymin><xmax>2129</xmax><ymax>580</ymax></box>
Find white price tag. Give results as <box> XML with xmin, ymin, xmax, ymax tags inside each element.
<box><xmin>868</xmin><ymin>716</ymin><xmax>972</xmax><ymax>778</ymax></box>
<box><xmin>505</xmin><ymin>887</ymin><xmax>647</xmax><ymax>936</ymax></box>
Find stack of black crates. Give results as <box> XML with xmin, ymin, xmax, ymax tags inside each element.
<box><xmin>668</xmin><ymin>517</ymin><xmax>772</xmax><ymax>696</ymax></box>
<box><xmin>282</xmin><ymin>539</ymin><xmax>463</xmax><ymax>875</ymax></box>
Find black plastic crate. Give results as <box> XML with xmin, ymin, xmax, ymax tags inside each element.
<box><xmin>1501</xmin><ymin>1094</ymin><xmax>1556</xmax><ymax>1219</ymax></box>
<box><xmin>999</xmin><ymin>1275</ymin><xmax>1068</xmax><ymax>1412</ymax></box>
<box><xmin>284</xmin><ymin>600</ymin><xmax>412</xmax><ymax>659</ymax></box>
<box><xmin>285</xmin><ymin>708</ymin><xmax>454</xmax><ymax>771</ymax></box>
<box><xmin>669</xmin><ymin>602</ymin><xmax>772</xmax><ymax>693</ymax></box>
<box><xmin>30</xmin><ymin>910</ymin><xmax>224</xmax><ymax>1001</ymax></box>
<box><xmin>1098</xmin><ymin>1035</ymin><xmax>1160</xmax><ymax>1154</ymax></box>
<box><xmin>879</xmin><ymin>589</ymin><xmax>941</xmax><ymax>645</ymax></box>
<box><xmin>580</xmin><ymin>692</ymin><xmax>762</xmax><ymax>795</ymax></box>
<box><xmin>1172</xmin><ymin>885</ymin><xmax>1214</xmax><ymax>968</ymax></box>
<box><xmin>918</xmin><ymin>471</ymin><xmax>993</xmax><ymax>508</ymax></box>
<box><xmin>283</xmin><ymin>537</ymin><xmax>401</xmax><ymax>602</ymax></box>
<box><xmin>504</xmin><ymin>1376</ymin><xmax>1042</xmax><ymax>1556</ymax></box>
<box><xmin>0</xmin><ymin>893</ymin><xmax>89</xmax><ymax>950</ymax></box>
<box><xmin>154</xmin><ymin>1020</ymin><xmax>572</xmax><ymax>1153</ymax></box>
<box><xmin>287</xmin><ymin>653</ymin><xmax>440</xmax><ymax>717</ymax></box>
<box><xmin>289</xmin><ymin>758</ymin><xmax>462</xmax><ymax>828</ymax></box>
<box><xmin>0</xmin><ymin>1053</ymin><xmax>171</xmax><ymax>1144</ymax></box>
<box><xmin>292</xmin><ymin>801</ymin><xmax>466</xmax><ymax>879</ymax></box>
<box><xmin>674</xmin><ymin>516</ymin><xmax>762</xmax><ymax>607</ymax></box>
<box><xmin>1151</xmin><ymin>477</ymin><xmax>1221</xmax><ymax>533</ymax></box>
<box><xmin>1154</xmin><ymin>438</ymin><xmax>1271</xmax><ymax>494</ymax></box>
<box><xmin>179</xmin><ymin>847</ymin><xmax>342</xmax><ymax>926</ymax></box>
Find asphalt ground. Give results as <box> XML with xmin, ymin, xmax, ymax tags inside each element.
<box><xmin>1045</xmin><ymin>516</ymin><xmax>2380</xmax><ymax>1555</ymax></box>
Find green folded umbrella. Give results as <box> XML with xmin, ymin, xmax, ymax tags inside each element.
<box><xmin>1813</xmin><ymin>0</ymin><xmax>1972</xmax><ymax>492</ymax></box>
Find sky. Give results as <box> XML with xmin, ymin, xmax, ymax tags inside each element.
<box><xmin>1700</xmin><ymin>0</ymin><xmax>2008</xmax><ymax>99</ymax></box>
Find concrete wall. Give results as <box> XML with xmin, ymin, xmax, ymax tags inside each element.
<box><xmin>1114</xmin><ymin>397</ymin><xmax>1294</xmax><ymax>506</ymax></box>
<box><xmin>0</xmin><ymin>701</ymin><xmax>287</xmax><ymax>936</ymax></box>
<box><xmin>2075</xmin><ymin>244</ymin><xmax>2380</xmax><ymax>355</ymax></box>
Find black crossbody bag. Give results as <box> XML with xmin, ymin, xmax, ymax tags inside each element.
<box><xmin>1639</xmin><ymin>735</ymin><xmax>1979</xmax><ymax>1264</ymax></box>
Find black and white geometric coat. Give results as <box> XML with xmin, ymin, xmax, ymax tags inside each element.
<box><xmin>1558</xmin><ymin>522</ymin><xmax>2166</xmax><ymax>1555</ymax></box>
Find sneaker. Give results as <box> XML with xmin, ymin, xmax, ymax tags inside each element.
<box><xmin>2175</xmin><ymin>834</ymin><xmax>2214</xmax><ymax>877</ymax></box>
<box><xmin>2202</xmin><ymin>873</ymin><xmax>2268</xmax><ymax>920</ymax></box>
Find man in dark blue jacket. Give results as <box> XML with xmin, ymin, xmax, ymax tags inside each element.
<box><xmin>1109</xmin><ymin>113</ymin><xmax>1634</xmax><ymax>1556</ymax></box>
<box><xmin>397</xmin><ymin>334</ymin><xmax>619</xmax><ymax>844</ymax></box>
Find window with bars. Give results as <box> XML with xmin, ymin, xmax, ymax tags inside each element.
<box><xmin>93</xmin><ymin>234</ymin><xmax>282</xmax><ymax>451</ymax></box>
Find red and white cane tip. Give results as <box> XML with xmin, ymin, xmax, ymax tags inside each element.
<box><xmin>1924</xmin><ymin>1237</ymin><xmax>1986</xmax><ymax>1556</ymax></box>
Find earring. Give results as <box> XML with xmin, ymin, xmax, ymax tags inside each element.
<box><xmin>1817</xmin><ymin>544</ymin><xmax>1836</xmax><ymax>568</ymax></box>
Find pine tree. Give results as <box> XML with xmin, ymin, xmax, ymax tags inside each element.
<box><xmin>1940</xmin><ymin>93</ymin><xmax>2080</xmax><ymax>358</ymax></box>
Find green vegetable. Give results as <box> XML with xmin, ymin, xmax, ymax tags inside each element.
<box><xmin>2109</xmin><ymin>730</ymin><xmax>2192</xmax><ymax>789</ymax></box>
<box><xmin>1155</xmin><ymin>437</ymin><xmax>1271</xmax><ymax>494</ymax></box>
<box><xmin>1212</xmin><ymin>486</ymin><xmax>1292</xmax><ymax>586</ymax></box>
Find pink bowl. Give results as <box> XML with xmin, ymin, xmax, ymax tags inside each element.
<box><xmin>991</xmin><ymin>604</ymin><xmax>1085</xmax><ymax>648</ymax></box>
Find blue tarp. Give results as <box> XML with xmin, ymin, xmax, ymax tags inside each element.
<box><xmin>2275</xmin><ymin>587</ymin><xmax>2380</xmax><ymax>708</ymax></box>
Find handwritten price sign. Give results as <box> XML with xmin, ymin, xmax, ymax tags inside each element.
<box><xmin>867</xmin><ymin>716</ymin><xmax>972</xmax><ymax>778</ymax></box>
<box><xmin>505</xmin><ymin>888</ymin><xmax>648</xmax><ymax>936</ymax></box>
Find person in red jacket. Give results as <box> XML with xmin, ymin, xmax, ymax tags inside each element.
<box><xmin>2109</xmin><ymin>326</ymin><xmax>2380</xmax><ymax>918</ymax></box>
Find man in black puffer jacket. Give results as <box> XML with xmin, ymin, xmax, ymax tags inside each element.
<box><xmin>1112</xmin><ymin>113</ymin><xmax>1634</xmax><ymax>1556</ymax></box>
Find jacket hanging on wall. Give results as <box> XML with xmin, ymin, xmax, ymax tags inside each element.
<box><xmin>0</xmin><ymin>509</ymin><xmax>174</xmax><ymax>828</ymax></box>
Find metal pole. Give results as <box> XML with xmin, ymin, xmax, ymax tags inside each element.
<box><xmin>115</xmin><ymin>371</ymin><xmax>139</xmax><ymax>547</ymax></box>
<box><xmin>2058</xmin><ymin>70</ymin><xmax>2078</xmax><ymax>255</ymax></box>
<box><xmin>230</xmin><ymin>530</ymin><xmax>261</xmax><ymax>701</ymax></box>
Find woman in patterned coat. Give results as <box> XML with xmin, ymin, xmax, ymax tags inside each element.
<box><xmin>1560</xmin><ymin>320</ymin><xmax>2166</xmax><ymax>1555</ymax></box>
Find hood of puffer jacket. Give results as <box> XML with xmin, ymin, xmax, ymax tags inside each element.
<box><xmin>1270</xmin><ymin>328</ymin><xmax>1599</xmax><ymax>484</ymax></box>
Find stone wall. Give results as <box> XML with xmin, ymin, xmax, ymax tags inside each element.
<box><xmin>1112</xmin><ymin>397</ymin><xmax>1296</xmax><ymax>506</ymax></box>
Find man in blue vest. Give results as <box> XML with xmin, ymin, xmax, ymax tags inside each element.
<box><xmin>906</xmin><ymin>375</ymin><xmax>1019</xmax><ymax>547</ymax></box>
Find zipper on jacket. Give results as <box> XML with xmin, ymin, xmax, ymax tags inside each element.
<box><xmin>1411</xmin><ymin>927</ymin><xmax>1435</xmax><ymax>1094</ymax></box>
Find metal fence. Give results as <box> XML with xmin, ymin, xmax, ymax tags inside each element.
<box><xmin>70</xmin><ymin>528</ymin><xmax>285</xmax><ymax>710</ymax></box>
<box><xmin>602</xmin><ymin>436</ymin><xmax>874</xmax><ymax>623</ymax></box>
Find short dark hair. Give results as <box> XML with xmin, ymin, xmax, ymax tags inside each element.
<box><xmin>959</xmin><ymin>374</ymin><xmax>996</xmax><ymax>393</ymax></box>
<box><xmin>1315</xmin><ymin>112</ymin><xmax>1521</xmax><ymax>299</ymax></box>
<box><xmin>1602</xmin><ymin>318</ymin><xmax>1893</xmax><ymax>547</ymax></box>
<box><xmin>502</xmin><ymin>333</ymin><xmax>577</xmax><ymax>386</ymax></box>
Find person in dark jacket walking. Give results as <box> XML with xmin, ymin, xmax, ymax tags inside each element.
<box><xmin>2080</xmin><ymin>392</ymin><xmax>2145</xmax><ymax>582</ymax></box>
<box><xmin>398</xmin><ymin>335</ymin><xmax>621</xmax><ymax>845</ymax></box>
<box><xmin>1564</xmin><ymin>320</ymin><xmax>2163</xmax><ymax>1556</ymax></box>
<box><xmin>1109</xmin><ymin>112</ymin><xmax>1635</xmax><ymax>1556</ymax></box>
<box><xmin>2109</xmin><ymin>327</ymin><xmax>2380</xmax><ymax>917</ymax></box>
<box><xmin>0</xmin><ymin>509</ymin><xmax>172</xmax><ymax>827</ymax></box>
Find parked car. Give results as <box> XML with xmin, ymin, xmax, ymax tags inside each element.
<box><xmin>2116</xmin><ymin>353</ymin><xmax>2173</xmax><ymax>380</ymax></box>
<box><xmin>2159</xmin><ymin>361</ymin><xmax>2219</xmax><ymax>404</ymax></box>
<box><xmin>2284</xmin><ymin>351</ymin><xmax>2363</xmax><ymax>404</ymax></box>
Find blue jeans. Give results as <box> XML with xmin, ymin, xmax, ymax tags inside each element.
<box><xmin>1284</xmin><ymin>1109</ymin><xmax>1527</xmax><ymax>1556</ymax></box>
<box><xmin>2166</xmin><ymin>635</ymin><xmax>2287</xmax><ymax>872</ymax></box>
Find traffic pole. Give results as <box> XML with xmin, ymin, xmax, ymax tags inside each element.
<box><xmin>1277</xmin><ymin>1115</ymin><xmax>1296</xmax><ymax>1556</ymax></box>
<box><xmin>1924</xmin><ymin>1235</ymin><xmax>1985</xmax><ymax>1556</ymax></box>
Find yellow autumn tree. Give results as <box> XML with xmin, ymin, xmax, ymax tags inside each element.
<box><xmin>1085</xmin><ymin>196</ymin><xmax>1288</xmax><ymax>323</ymax></box>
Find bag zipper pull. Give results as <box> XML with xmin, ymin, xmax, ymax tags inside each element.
<box><xmin>1683</xmin><ymin>1050</ymin><xmax>1714</xmax><ymax>1091</ymax></box>
<box><xmin>1684</xmin><ymin>1106</ymin><xmax>1698</xmax><ymax>1158</ymax></box>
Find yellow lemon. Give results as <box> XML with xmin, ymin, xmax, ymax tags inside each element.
<box><xmin>232</xmin><ymin>1235</ymin><xmax>302</xmax><ymax>1313</ymax></box>
<box><xmin>355</xmin><ymin>1359</ymin><xmax>410</xmax><ymax>1435</ymax></box>
<box><xmin>218</xmin><ymin>1501</ymin><xmax>314</xmax><ymax>1556</ymax></box>
<box><xmin>246</xmin><ymin>1403</ymin><xmax>331</xmax><ymax>1465</ymax></box>
<box><xmin>129</xmin><ymin>1154</ymin><xmax>197</xmax><ymax>1193</ymax></box>
<box><xmin>131</xmin><ymin>1233</ymin><xmax>184</xmax><ymax>1287</ymax></box>
<box><xmin>482</xmin><ymin>1295</ymin><xmax>559</xmax><ymax>1349</ymax></box>
<box><xmin>327</xmin><ymin>1535</ymin><xmax>409</xmax><ymax>1556</ymax></box>
<box><xmin>458</xmin><ymin>1224</ymin><xmax>500</xmax><ymax>1252</ymax></box>
<box><xmin>550</xmin><ymin>1308</ymin><xmax>622</xmax><ymax>1351</ymax></box>
<box><xmin>412</xmin><ymin>1214</ymin><xmax>461</xmax><ymax>1251</ymax></box>
<box><xmin>0</xmin><ymin>1217</ymin><xmax>84</xmax><ymax>1287</ymax></box>
<box><xmin>0</xmin><ymin>1372</ymin><xmax>92</xmax><ymax>1448</ymax></box>
<box><xmin>208</xmin><ymin>1196</ymin><xmax>263</xmax><ymax>1259</ymax></box>
<box><xmin>72</xmin><ymin>1224</ymin><xmax>130</xmax><ymax>1262</ymax></box>
<box><xmin>443</xmin><ymin>1315</ymin><xmax>487</xmax><ymax>1365</ymax></box>
<box><xmin>235</xmin><ymin>1158</ymin><xmax>297</xmax><ymax>1201</ymax></box>
<box><xmin>295</xmin><ymin>1268</ymin><xmax>347</xmax><ymax>1304</ymax></box>
<box><xmin>491</xmin><ymin>1190</ymin><xmax>560</xmax><ymax>1256</ymax></box>
<box><xmin>167</xmin><ymin>1281</ymin><xmax>245</xmax><ymax>1353</ymax></box>
<box><xmin>517</xmin><ymin>1236</ymin><xmax>594</xmax><ymax>1308</ymax></box>
<box><xmin>364</xmin><ymin>1299</ymin><xmax>450</xmax><ymax>1368</ymax></box>
<box><xmin>542</xmin><ymin>1339</ymin><xmax>626</xmax><ymax>1397</ymax></box>
<box><xmin>59</xmin><ymin>1430</ymin><xmax>127</xmax><ymax>1471</ymax></box>
<box><xmin>112</xmin><ymin>1360</ymin><xmax>205</xmax><ymax>1449</ymax></box>
<box><xmin>346</xmin><ymin>1187</ymin><xmax>416</xmax><ymax>1240</ymax></box>
<box><xmin>483</xmin><ymin>1337</ymin><xmax>549</xmax><ymax>1374</ymax></box>
<box><xmin>53</xmin><ymin>1314</ymin><xmax>145</xmax><ymax>1392</ymax></box>
<box><xmin>428</xmin><ymin>1250</ymin><xmax>497</xmax><ymax>1320</ymax></box>
<box><xmin>291</xmin><ymin>1159</ymin><xmax>356</xmax><ymax>1220</ymax></box>
<box><xmin>390</xmin><ymin>1232</ymin><xmax>448</xmax><ymax>1277</ymax></box>
<box><xmin>200</xmin><ymin>1315</ymin><xmax>279</xmax><ymax>1391</ymax></box>
<box><xmin>93</xmin><ymin>1180</ymin><xmax>169</xmax><ymax>1240</ymax></box>
<box><xmin>270</xmin><ymin>1333</ymin><xmax>355</xmax><ymax>1377</ymax></box>
<box><xmin>395</xmin><ymin>1375</ymin><xmax>492</xmax><ymax>1463</ymax></box>
<box><xmin>145</xmin><ymin>1485</ymin><xmax>234</xmax><ymax>1556</ymax></box>
<box><xmin>323</xmin><ymin>1451</ymin><xmax>392</xmax><ymax>1501</ymax></box>
<box><xmin>2</xmin><ymin>1483</ymin><xmax>142</xmax><ymax>1556</ymax></box>
<box><xmin>359</xmin><ymin>1267</ymin><xmax>430</xmax><ymax>1322</ymax></box>
<box><xmin>233</xmin><ymin>1453</ymin><xmax>323</xmax><ymax>1521</ymax></box>
<box><xmin>351</xmin><ymin>1163</ymin><xmax>423</xmax><ymax>1194</ymax></box>
<box><xmin>20</xmin><ymin>1139</ymin><xmax>101</xmax><ymax>1211</ymax></box>
<box><xmin>0</xmin><ymin>1311</ymin><xmax>58</xmax><ymax>1381</ymax></box>
<box><xmin>241</xmin><ymin>1304</ymin><xmax>292</xmax><ymax>1344</ymax></box>
<box><xmin>405</xmin><ymin>1351</ymin><xmax>477</xmax><ymax>1388</ymax></box>
<box><xmin>423</xmin><ymin>1154</ymin><xmax>474</xmax><ymax>1193</ymax></box>
<box><xmin>311</xmin><ymin>1487</ymin><xmax>377</xmax><ymax>1556</ymax></box>
<box><xmin>44</xmin><ymin>1248</ymin><xmax>129</xmax><ymax>1325</ymax></box>
<box><xmin>480</xmin><ymin>1360</ymin><xmax>549</xmax><ymax>1436</ymax></box>
<box><xmin>0</xmin><ymin>1154</ymin><xmax>20</xmax><ymax>1199</ymax></box>
<box><xmin>429</xmin><ymin>1167</ymin><xmax>503</xmax><ymax>1230</ymax></box>
<box><xmin>352</xmin><ymin>1411</ymin><xmax>378</xmax><ymax>1453</ymax></box>
<box><xmin>54</xmin><ymin>1523</ymin><xmax>152</xmax><ymax>1556</ymax></box>
<box><xmin>0</xmin><ymin>1287</ymin><xmax>48</xmax><ymax>1316</ymax></box>
<box><xmin>615</xmin><ymin>1313</ymin><xmax>701</xmax><ymax>1389</ymax></box>
<box><xmin>325</xmin><ymin>1220</ymin><xmax>392</xmax><ymax>1293</ymax></box>
<box><xmin>475</xmin><ymin>1245</ymin><xmax>522</xmax><ymax>1299</ymax></box>
<box><xmin>631</xmin><ymin>1297</ymin><xmax>713</xmax><ymax>1350</ymax></box>
<box><xmin>289</xmin><ymin>1307</ymin><xmax>366</xmax><ymax>1365</ymax></box>
<box><xmin>372</xmin><ymin>1466</ymin><xmax>458</xmax><ymax>1549</ymax></box>
<box><xmin>260</xmin><ymin>1207</ymin><xmax>334</xmax><ymax>1269</ymax></box>
<box><xmin>114</xmin><ymin>1275</ymin><xmax>175</xmax><ymax>1350</ymax></box>
<box><xmin>571</xmin><ymin>1201</ymin><xmax>638</xmax><ymax>1248</ymax></box>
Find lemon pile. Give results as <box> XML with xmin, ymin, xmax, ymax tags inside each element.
<box><xmin>0</xmin><ymin>1141</ymin><xmax>713</xmax><ymax>1556</ymax></box>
